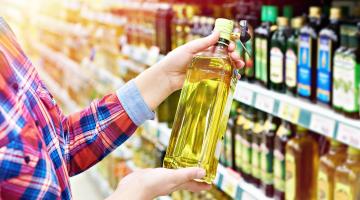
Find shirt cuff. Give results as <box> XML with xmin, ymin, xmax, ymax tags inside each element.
<box><xmin>116</xmin><ymin>80</ymin><xmax>155</xmax><ymax>126</ymax></box>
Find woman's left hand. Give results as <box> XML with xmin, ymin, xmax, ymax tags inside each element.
<box><xmin>134</xmin><ymin>31</ymin><xmax>245</xmax><ymax>110</ymax></box>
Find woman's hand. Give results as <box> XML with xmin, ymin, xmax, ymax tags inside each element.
<box><xmin>134</xmin><ymin>31</ymin><xmax>245</xmax><ymax>110</ymax></box>
<box><xmin>106</xmin><ymin>167</ymin><xmax>210</xmax><ymax>200</ymax></box>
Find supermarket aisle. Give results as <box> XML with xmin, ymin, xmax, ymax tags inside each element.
<box><xmin>70</xmin><ymin>171</ymin><xmax>103</xmax><ymax>200</ymax></box>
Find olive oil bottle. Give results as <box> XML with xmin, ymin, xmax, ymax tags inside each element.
<box><xmin>234</xmin><ymin>106</ymin><xmax>246</xmax><ymax>173</ymax></box>
<box><xmin>334</xmin><ymin>147</ymin><xmax>360</xmax><ymax>200</ymax></box>
<box><xmin>261</xmin><ymin>115</ymin><xmax>280</xmax><ymax>197</ymax></box>
<box><xmin>274</xmin><ymin>120</ymin><xmax>294</xmax><ymax>200</ymax></box>
<box><xmin>270</xmin><ymin>17</ymin><xmax>289</xmax><ymax>92</ymax></box>
<box><xmin>317</xmin><ymin>140</ymin><xmax>347</xmax><ymax>200</ymax></box>
<box><xmin>286</xmin><ymin>17</ymin><xmax>304</xmax><ymax>96</ymax></box>
<box><xmin>251</xmin><ymin>111</ymin><xmax>265</xmax><ymax>187</ymax></box>
<box><xmin>316</xmin><ymin>8</ymin><xmax>341</xmax><ymax>107</ymax></box>
<box><xmin>285</xmin><ymin>126</ymin><xmax>319</xmax><ymax>200</ymax></box>
<box><xmin>297</xmin><ymin>7</ymin><xmax>323</xmax><ymax>102</ymax></box>
<box><xmin>242</xmin><ymin>107</ymin><xmax>255</xmax><ymax>183</ymax></box>
<box><xmin>163</xmin><ymin>19</ymin><xmax>236</xmax><ymax>184</ymax></box>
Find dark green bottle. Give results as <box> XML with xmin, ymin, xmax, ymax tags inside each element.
<box><xmin>270</xmin><ymin>17</ymin><xmax>289</xmax><ymax>93</ymax></box>
<box><xmin>285</xmin><ymin>17</ymin><xmax>304</xmax><ymax>96</ymax></box>
<box><xmin>255</xmin><ymin>5</ymin><xmax>278</xmax><ymax>88</ymax></box>
<box><xmin>297</xmin><ymin>6</ymin><xmax>323</xmax><ymax>102</ymax></box>
<box><xmin>244</xmin><ymin>16</ymin><xmax>255</xmax><ymax>82</ymax></box>
<box><xmin>241</xmin><ymin>106</ymin><xmax>255</xmax><ymax>183</ymax></box>
<box><xmin>251</xmin><ymin>110</ymin><xmax>265</xmax><ymax>188</ymax></box>
<box><xmin>316</xmin><ymin>7</ymin><xmax>342</xmax><ymax>107</ymax></box>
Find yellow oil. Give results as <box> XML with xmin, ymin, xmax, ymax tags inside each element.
<box><xmin>163</xmin><ymin>54</ymin><xmax>236</xmax><ymax>183</ymax></box>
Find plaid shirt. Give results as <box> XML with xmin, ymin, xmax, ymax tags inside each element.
<box><xmin>0</xmin><ymin>18</ymin><xmax>154</xmax><ymax>199</ymax></box>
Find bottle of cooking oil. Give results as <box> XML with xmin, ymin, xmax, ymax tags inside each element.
<box><xmin>163</xmin><ymin>18</ymin><xmax>236</xmax><ymax>184</ymax></box>
<box><xmin>242</xmin><ymin>106</ymin><xmax>255</xmax><ymax>183</ymax></box>
<box><xmin>252</xmin><ymin>110</ymin><xmax>265</xmax><ymax>187</ymax></box>
<box><xmin>274</xmin><ymin>120</ymin><xmax>293</xmax><ymax>200</ymax></box>
<box><xmin>317</xmin><ymin>140</ymin><xmax>347</xmax><ymax>200</ymax></box>
<box><xmin>334</xmin><ymin>147</ymin><xmax>360</xmax><ymax>200</ymax></box>
<box><xmin>285</xmin><ymin>126</ymin><xmax>319</xmax><ymax>200</ymax></box>
<box><xmin>234</xmin><ymin>105</ymin><xmax>246</xmax><ymax>174</ymax></box>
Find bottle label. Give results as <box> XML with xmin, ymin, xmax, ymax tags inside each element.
<box><xmin>333</xmin><ymin>53</ymin><xmax>345</xmax><ymax>109</ymax></box>
<box><xmin>261</xmin><ymin>143</ymin><xmax>273</xmax><ymax>184</ymax></box>
<box><xmin>342</xmin><ymin>56</ymin><xmax>359</xmax><ymax>112</ymax></box>
<box><xmin>285</xmin><ymin>153</ymin><xmax>296</xmax><ymax>200</ymax></box>
<box><xmin>335</xmin><ymin>182</ymin><xmax>352</xmax><ymax>200</ymax></box>
<box><xmin>270</xmin><ymin>47</ymin><xmax>284</xmax><ymax>83</ymax></box>
<box><xmin>261</xmin><ymin>39</ymin><xmax>268</xmax><ymax>84</ymax></box>
<box><xmin>286</xmin><ymin>49</ymin><xmax>297</xmax><ymax>88</ymax></box>
<box><xmin>241</xmin><ymin>137</ymin><xmax>252</xmax><ymax>174</ymax></box>
<box><xmin>255</xmin><ymin>37</ymin><xmax>262</xmax><ymax>80</ymax></box>
<box><xmin>297</xmin><ymin>34</ymin><xmax>312</xmax><ymax>97</ymax></box>
<box><xmin>317</xmin><ymin>37</ymin><xmax>332</xmax><ymax>103</ymax></box>
<box><xmin>251</xmin><ymin>142</ymin><xmax>260</xmax><ymax>179</ymax></box>
<box><xmin>274</xmin><ymin>149</ymin><xmax>285</xmax><ymax>192</ymax></box>
<box><xmin>235</xmin><ymin>134</ymin><xmax>242</xmax><ymax>169</ymax></box>
<box><xmin>245</xmin><ymin>40</ymin><xmax>254</xmax><ymax>78</ymax></box>
<box><xmin>225</xmin><ymin>129</ymin><xmax>233</xmax><ymax>167</ymax></box>
<box><xmin>317</xmin><ymin>170</ymin><xmax>329</xmax><ymax>200</ymax></box>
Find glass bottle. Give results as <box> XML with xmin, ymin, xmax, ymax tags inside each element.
<box><xmin>332</xmin><ymin>25</ymin><xmax>349</xmax><ymax>114</ymax></box>
<box><xmin>251</xmin><ymin>110</ymin><xmax>265</xmax><ymax>187</ymax></box>
<box><xmin>270</xmin><ymin>17</ymin><xmax>289</xmax><ymax>93</ymax></box>
<box><xmin>316</xmin><ymin>7</ymin><xmax>341</xmax><ymax>107</ymax></box>
<box><xmin>286</xmin><ymin>17</ymin><xmax>304</xmax><ymax>96</ymax></box>
<box><xmin>297</xmin><ymin>6</ymin><xmax>323</xmax><ymax>102</ymax></box>
<box><xmin>334</xmin><ymin>147</ymin><xmax>360</xmax><ymax>200</ymax></box>
<box><xmin>261</xmin><ymin>115</ymin><xmax>280</xmax><ymax>197</ymax></box>
<box><xmin>317</xmin><ymin>140</ymin><xmax>347</xmax><ymax>200</ymax></box>
<box><xmin>224</xmin><ymin>118</ymin><xmax>234</xmax><ymax>168</ymax></box>
<box><xmin>285</xmin><ymin>126</ymin><xmax>319</xmax><ymax>200</ymax></box>
<box><xmin>274</xmin><ymin>120</ymin><xmax>294</xmax><ymax>200</ymax></box>
<box><xmin>342</xmin><ymin>25</ymin><xmax>360</xmax><ymax>119</ymax></box>
<box><xmin>255</xmin><ymin>5</ymin><xmax>278</xmax><ymax>88</ymax></box>
<box><xmin>242</xmin><ymin>106</ymin><xmax>255</xmax><ymax>183</ymax></box>
<box><xmin>163</xmin><ymin>18</ymin><xmax>237</xmax><ymax>184</ymax></box>
<box><xmin>244</xmin><ymin>16</ymin><xmax>255</xmax><ymax>82</ymax></box>
<box><xmin>234</xmin><ymin>105</ymin><xmax>246</xmax><ymax>174</ymax></box>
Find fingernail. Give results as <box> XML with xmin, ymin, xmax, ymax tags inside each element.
<box><xmin>196</xmin><ymin>169</ymin><xmax>206</xmax><ymax>179</ymax></box>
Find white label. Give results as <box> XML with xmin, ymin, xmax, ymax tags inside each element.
<box><xmin>270</xmin><ymin>47</ymin><xmax>284</xmax><ymax>83</ymax></box>
<box><xmin>221</xmin><ymin>172</ymin><xmax>238</xmax><ymax>198</ymax></box>
<box><xmin>309</xmin><ymin>114</ymin><xmax>335</xmax><ymax>137</ymax></box>
<box><xmin>235</xmin><ymin>86</ymin><xmax>254</xmax><ymax>105</ymax></box>
<box><xmin>286</xmin><ymin>49</ymin><xmax>297</xmax><ymax>87</ymax></box>
<box><xmin>337</xmin><ymin>124</ymin><xmax>360</xmax><ymax>149</ymax></box>
<box><xmin>121</xmin><ymin>44</ymin><xmax>132</xmax><ymax>56</ymax></box>
<box><xmin>278</xmin><ymin>103</ymin><xmax>300</xmax><ymax>123</ymax></box>
<box><xmin>255</xmin><ymin>93</ymin><xmax>275</xmax><ymax>113</ymax></box>
<box><xmin>342</xmin><ymin>58</ymin><xmax>356</xmax><ymax>111</ymax></box>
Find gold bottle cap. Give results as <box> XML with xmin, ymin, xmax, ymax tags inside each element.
<box><xmin>200</xmin><ymin>16</ymin><xmax>207</xmax><ymax>24</ymax></box>
<box><xmin>330</xmin><ymin>7</ymin><xmax>341</xmax><ymax>20</ymax></box>
<box><xmin>277</xmin><ymin>17</ymin><xmax>288</xmax><ymax>27</ymax></box>
<box><xmin>291</xmin><ymin>17</ymin><xmax>304</xmax><ymax>28</ymax></box>
<box><xmin>214</xmin><ymin>18</ymin><xmax>234</xmax><ymax>41</ymax></box>
<box><xmin>309</xmin><ymin>6</ymin><xmax>321</xmax><ymax>18</ymax></box>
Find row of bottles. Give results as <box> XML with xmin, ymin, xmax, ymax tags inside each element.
<box><xmin>250</xmin><ymin>5</ymin><xmax>360</xmax><ymax>119</ymax></box>
<box><xmin>221</xmin><ymin>102</ymin><xmax>360</xmax><ymax>200</ymax></box>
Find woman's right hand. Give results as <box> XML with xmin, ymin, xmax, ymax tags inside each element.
<box><xmin>107</xmin><ymin>167</ymin><xmax>211</xmax><ymax>200</ymax></box>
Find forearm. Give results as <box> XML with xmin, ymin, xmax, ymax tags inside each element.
<box><xmin>134</xmin><ymin>63</ymin><xmax>173</xmax><ymax>110</ymax></box>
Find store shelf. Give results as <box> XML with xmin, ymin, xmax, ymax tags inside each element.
<box><xmin>234</xmin><ymin>81</ymin><xmax>360</xmax><ymax>149</ymax></box>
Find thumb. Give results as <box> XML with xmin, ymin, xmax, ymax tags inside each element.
<box><xmin>169</xmin><ymin>167</ymin><xmax>206</xmax><ymax>185</ymax></box>
<box><xmin>184</xmin><ymin>31</ymin><xmax>219</xmax><ymax>54</ymax></box>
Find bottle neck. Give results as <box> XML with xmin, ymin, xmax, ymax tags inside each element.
<box><xmin>215</xmin><ymin>38</ymin><xmax>230</xmax><ymax>48</ymax></box>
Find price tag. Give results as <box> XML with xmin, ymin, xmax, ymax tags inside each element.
<box><xmin>309</xmin><ymin>114</ymin><xmax>335</xmax><ymax>137</ymax></box>
<box><xmin>234</xmin><ymin>86</ymin><xmax>253</xmax><ymax>105</ymax></box>
<box><xmin>278</xmin><ymin>103</ymin><xmax>300</xmax><ymax>123</ymax></box>
<box><xmin>221</xmin><ymin>173</ymin><xmax>238</xmax><ymax>198</ymax></box>
<box><xmin>255</xmin><ymin>94</ymin><xmax>275</xmax><ymax>113</ymax></box>
<box><xmin>337</xmin><ymin>124</ymin><xmax>360</xmax><ymax>149</ymax></box>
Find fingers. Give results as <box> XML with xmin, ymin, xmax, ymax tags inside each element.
<box><xmin>169</xmin><ymin>167</ymin><xmax>206</xmax><ymax>186</ymax></box>
<box><xmin>230</xmin><ymin>51</ymin><xmax>245</xmax><ymax>69</ymax></box>
<box><xmin>228</xmin><ymin>41</ymin><xmax>236</xmax><ymax>52</ymax></box>
<box><xmin>185</xmin><ymin>31</ymin><xmax>220</xmax><ymax>54</ymax></box>
<box><xmin>176</xmin><ymin>180</ymin><xmax>212</xmax><ymax>193</ymax></box>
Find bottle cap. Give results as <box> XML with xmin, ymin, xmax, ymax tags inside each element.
<box><xmin>309</xmin><ymin>6</ymin><xmax>321</xmax><ymax>18</ymax></box>
<box><xmin>291</xmin><ymin>17</ymin><xmax>304</xmax><ymax>28</ymax></box>
<box><xmin>347</xmin><ymin>147</ymin><xmax>360</xmax><ymax>155</ymax></box>
<box><xmin>277</xmin><ymin>17</ymin><xmax>288</xmax><ymax>27</ymax></box>
<box><xmin>261</xmin><ymin>5</ymin><xmax>268</xmax><ymax>22</ymax></box>
<box><xmin>267</xmin><ymin>6</ymin><xmax>279</xmax><ymax>24</ymax></box>
<box><xmin>330</xmin><ymin>7</ymin><xmax>341</xmax><ymax>20</ymax></box>
<box><xmin>283</xmin><ymin>5</ymin><xmax>293</xmax><ymax>19</ymax></box>
<box><xmin>214</xmin><ymin>18</ymin><xmax>234</xmax><ymax>41</ymax></box>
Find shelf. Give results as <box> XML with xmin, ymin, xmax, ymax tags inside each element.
<box><xmin>234</xmin><ymin>81</ymin><xmax>360</xmax><ymax>149</ymax></box>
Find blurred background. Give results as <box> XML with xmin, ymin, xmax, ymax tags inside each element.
<box><xmin>0</xmin><ymin>0</ymin><xmax>359</xmax><ymax>200</ymax></box>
